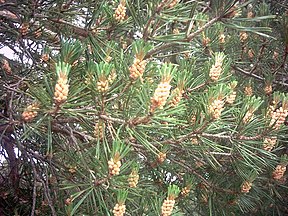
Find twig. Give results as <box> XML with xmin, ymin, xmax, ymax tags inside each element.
<box><xmin>29</xmin><ymin>157</ymin><xmax>38</xmax><ymax>216</ymax></box>
<box><xmin>145</xmin><ymin>16</ymin><xmax>221</xmax><ymax>59</ymax></box>
<box><xmin>99</xmin><ymin>114</ymin><xmax>126</xmax><ymax>124</ymax></box>
<box><xmin>232</xmin><ymin>65</ymin><xmax>288</xmax><ymax>87</ymax></box>
<box><xmin>186</xmin><ymin>16</ymin><xmax>221</xmax><ymax>41</ymax></box>
<box><xmin>143</xmin><ymin>0</ymin><xmax>170</xmax><ymax>40</ymax></box>
<box><xmin>186</xmin><ymin>81</ymin><xmax>209</xmax><ymax>93</ymax></box>
<box><xmin>171</xmin><ymin>158</ymin><xmax>237</xmax><ymax>194</ymax></box>
<box><xmin>105</xmin><ymin>81</ymin><xmax>132</xmax><ymax>102</ymax></box>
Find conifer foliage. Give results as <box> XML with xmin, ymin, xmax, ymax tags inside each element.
<box><xmin>1</xmin><ymin>0</ymin><xmax>288</xmax><ymax>215</ymax></box>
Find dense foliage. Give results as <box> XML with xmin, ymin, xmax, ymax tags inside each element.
<box><xmin>1</xmin><ymin>0</ymin><xmax>288</xmax><ymax>215</ymax></box>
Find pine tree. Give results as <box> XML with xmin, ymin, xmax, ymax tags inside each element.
<box><xmin>1</xmin><ymin>0</ymin><xmax>288</xmax><ymax>215</ymax></box>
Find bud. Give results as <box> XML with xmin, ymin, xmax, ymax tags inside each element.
<box><xmin>128</xmin><ymin>171</ymin><xmax>139</xmax><ymax>188</ymax></box>
<box><xmin>54</xmin><ymin>73</ymin><xmax>69</xmax><ymax>106</ymax></box>
<box><xmin>41</xmin><ymin>54</ymin><xmax>49</xmax><ymax>62</ymax></box>
<box><xmin>247</xmin><ymin>11</ymin><xmax>254</xmax><ymax>18</ymax></box>
<box><xmin>34</xmin><ymin>28</ymin><xmax>42</xmax><ymax>38</ymax></box>
<box><xmin>269</xmin><ymin>107</ymin><xmax>288</xmax><ymax>130</ymax></box>
<box><xmin>108</xmin><ymin>70</ymin><xmax>117</xmax><ymax>84</ymax></box>
<box><xmin>94</xmin><ymin>122</ymin><xmax>105</xmax><ymax>140</ymax></box>
<box><xmin>244</xmin><ymin>85</ymin><xmax>253</xmax><ymax>96</ymax></box>
<box><xmin>108</xmin><ymin>153</ymin><xmax>121</xmax><ymax>176</ymax></box>
<box><xmin>273</xmin><ymin>51</ymin><xmax>279</xmax><ymax>60</ymax></box>
<box><xmin>113</xmin><ymin>0</ymin><xmax>126</xmax><ymax>22</ymax></box>
<box><xmin>243</xmin><ymin>110</ymin><xmax>254</xmax><ymax>124</ymax></box>
<box><xmin>241</xmin><ymin>181</ymin><xmax>252</xmax><ymax>193</ymax></box>
<box><xmin>239</xmin><ymin>32</ymin><xmax>248</xmax><ymax>43</ymax></box>
<box><xmin>263</xmin><ymin>137</ymin><xmax>277</xmax><ymax>151</ymax></box>
<box><xmin>157</xmin><ymin>152</ymin><xmax>166</xmax><ymax>163</ymax></box>
<box><xmin>112</xmin><ymin>203</ymin><xmax>126</xmax><ymax>216</ymax></box>
<box><xmin>97</xmin><ymin>76</ymin><xmax>109</xmax><ymax>93</ymax></box>
<box><xmin>202</xmin><ymin>35</ymin><xmax>211</xmax><ymax>47</ymax></box>
<box><xmin>168</xmin><ymin>0</ymin><xmax>179</xmax><ymax>8</ymax></box>
<box><xmin>272</xmin><ymin>164</ymin><xmax>286</xmax><ymax>181</ymax></box>
<box><xmin>2</xmin><ymin>59</ymin><xmax>12</xmax><ymax>75</ymax></box>
<box><xmin>219</xmin><ymin>33</ymin><xmax>225</xmax><ymax>44</ymax></box>
<box><xmin>180</xmin><ymin>186</ymin><xmax>190</xmax><ymax>196</ymax></box>
<box><xmin>226</xmin><ymin>91</ymin><xmax>237</xmax><ymax>104</ymax></box>
<box><xmin>264</xmin><ymin>83</ymin><xmax>272</xmax><ymax>95</ymax></box>
<box><xmin>248</xmin><ymin>48</ymin><xmax>254</xmax><ymax>59</ymax></box>
<box><xmin>19</xmin><ymin>23</ymin><xmax>29</xmax><ymax>36</ymax></box>
<box><xmin>208</xmin><ymin>99</ymin><xmax>225</xmax><ymax>119</ymax></box>
<box><xmin>150</xmin><ymin>74</ymin><xmax>172</xmax><ymax>112</ymax></box>
<box><xmin>129</xmin><ymin>57</ymin><xmax>147</xmax><ymax>80</ymax></box>
<box><xmin>161</xmin><ymin>198</ymin><xmax>175</xmax><ymax>216</ymax></box>
<box><xmin>172</xmin><ymin>28</ymin><xmax>179</xmax><ymax>34</ymax></box>
<box><xmin>22</xmin><ymin>103</ymin><xmax>39</xmax><ymax>122</ymax></box>
<box><xmin>169</xmin><ymin>87</ymin><xmax>184</xmax><ymax>107</ymax></box>
<box><xmin>209</xmin><ymin>54</ymin><xmax>225</xmax><ymax>81</ymax></box>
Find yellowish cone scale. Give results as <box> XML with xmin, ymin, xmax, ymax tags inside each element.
<box><xmin>97</xmin><ymin>77</ymin><xmax>109</xmax><ymax>93</ymax></box>
<box><xmin>54</xmin><ymin>73</ymin><xmax>69</xmax><ymax>105</ymax></box>
<box><xmin>191</xmin><ymin>137</ymin><xmax>198</xmax><ymax>145</ymax></box>
<box><xmin>172</xmin><ymin>28</ymin><xmax>179</xmax><ymax>34</ymax></box>
<box><xmin>169</xmin><ymin>87</ymin><xmax>184</xmax><ymax>107</ymax></box>
<box><xmin>242</xmin><ymin>110</ymin><xmax>254</xmax><ymax>124</ymax></box>
<box><xmin>34</xmin><ymin>29</ymin><xmax>42</xmax><ymax>38</ymax></box>
<box><xmin>202</xmin><ymin>36</ymin><xmax>211</xmax><ymax>47</ymax></box>
<box><xmin>41</xmin><ymin>54</ymin><xmax>49</xmax><ymax>62</ymax></box>
<box><xmin>105</xmin><ymin>56</ymin><xmax>112</xmax><ymax>63</ymax></box>
<box><xmin>248</xmin><ymin>48</ymin><xmax>254</xmax><ymax>59</ymax></box>
<box><xmin>108</xmin><ymin>70</ymin><xmax>117</xmax><ymax>84</ymax></box>
<box><xmin>273</xmin><ymin>51</ymin><xmax>279</xmax><ymax>60</ymax></box>
<box><xmin>269</xmin><ymin>107</ymin><xmax>288</xmax><ymax>130</ymax></box>
<box><xmin>219</xmin><ymin>33</ymin><xmax>225</xmax><ymax>44</ymax></box>
<box><xmin>161</xmin><ymin>198</ymin><xmax>175</xmax><ymax>216</ymax></box>
<box><xmin>128</xmin><ymin>172</ymin><xmax>139</xmax><ymax>188</ymax></box>
<box><xmin>157</xmin><ymin>152</ymin><xmax>166</xmax><ymax>163</ymax></box>
<box><xmin>241</xmin><ymin>181</ymin><xmax>252</xmax><ymax>193</ymax></box>
<box><xmin>150</xmin><ymin>80</ymin><xmax>172</xmax><ymax>112</ymax></box>
<box><xmin>22</xmin><ymin>104</ymin><xmax>39</xmax><ymax>122</ymax></box>
<box><xmin>19</xmin><ymin>23</ymin><xmax>29</xmax><ymax>36</ymax></box>
<box><xmin>108</xmin><ymin>158</ymin><xmax>121</xmax><ymax>176</ymax></box>
<box><xmin>239</xmin><ymin>32</ymin><xmax>248</xmax><ymax>43</ymax></box>
<box><xmin>181</xmin><ymin>187</ymin><xmax>190</xmax><ymax>196</ymax></box>
<box><xmin>190</xmin><ymin>115</ymin><xmax>196</xmax><ymax>124</ymax></box>
<box><xmin>244</xmin><ymin>86</ymin><xmax>253</xmax><ymax>96</ymax></box>
<box><xmin>272</xmin><ymin>164</ymin><xmax>286</xmax><ymax>180</ymax></box>
<box><xmin>94</xmin><ymin>122</ymin><xmax>105</xmax><ymax>140</ymax></box>
<box><xmin>226</xmin><ymin>91</ymin><xmax>237</xmax><ymax>104</ymax></box>
<box><xmin>264</xmin><ymin>84</ymin><xmax>272</xmax><ymax>95</ymax></box>
<box><xmin>2</xmin><ymin>59</ymin><xmax>12</xmax><ymax>75</ymax></box>
<box><xmin>168</xmin><ymin>0</ymin><xmax>179</xmax><ymax>8</ymax></box>
<box><xmin>208</xmin><ymin>99</ymin><xmax>225</xmax><ymax>119</ymax></box>
<box><xmin>129</xmin><ymin>57</ymin><xmax>147</xmax><ymax>80</ymax></box>
<box><xmin>247</xmin><ymin>11</ymin><xmax>254</xmax><ymax>18</ymax></box>
<box><xmin>112</xmin><ymin>203</ymin><xmax>126</xmax><ymax>216</ymax></box>
<box><xmin>263</xmin><ymin>137</ymin><xmax>277</xmax><ymax>151</ymax></box>
<box><xmin>113</xmin><ymin>1</ymin><xmax>126</xmax><ymax>22</ymax></box>
<box><xmin>209</xmin><ymin>55</ymin><xmax>224</xmax><ymax>81</ymax></box>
